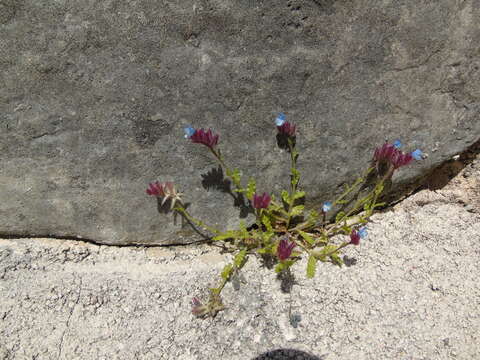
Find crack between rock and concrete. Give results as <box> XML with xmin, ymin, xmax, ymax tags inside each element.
<box><xmin>57</xmin><ymin>276</ymin><xmax>83</xmax><ymax>360</ymax></box>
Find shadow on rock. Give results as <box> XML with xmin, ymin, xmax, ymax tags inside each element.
<box><xmin>201</xmin><ymin>165</ymin><xmax>253</xmax><ymax>218</ymax></box>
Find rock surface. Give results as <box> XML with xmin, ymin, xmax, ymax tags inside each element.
<box><xmin>1</xmin><ymin>0</ymin><xmax>479</xmax><ymax>244</ymax></box>
<box><xmin>1</xmin><ymin>153</ymin><xmax>479</xmax><ymax>359</ymax></box>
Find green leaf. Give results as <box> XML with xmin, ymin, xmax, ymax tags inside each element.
<box><xmin>291</xmin><ymin>168</ymin><xmax>300</xmax><ymax>186</ymax></box>
<box><xmin>239</xmin><ymin>220</ymin><xmax>249</xmax><ymax>238</ymax></box>
<box><xmin>261</xmin><ymin>214</ymin><xmax>273</xmax><ymax>233</ymax></box>
<box><xmin>226</xmin><ymin>168</ymin><xmax>242</xmax><ymax>187</ymax></box>
<box><xmin>336</xmin><ymin>199</ymin><xmax>348</xmax><ymax>205</ymax></box>
<box><xmin>275</xmin><ymin>262</ymin><xmax>286</xmax><ymax>273</ymax></box>
<box><xmin>246</xmin><ymin>178</ymin><xmax>256</xmax><ymax>200</ymax></box>
<box><xmin>210</xmin><ymin>287</ymin><xmax>220</xmax><ymax>295</ymax></box>
<box><xmin>308</xmin><ymin>210</ymin><xmax>319</xmax><ymax>224</ymax></box>
<box><xmin>330</xmin><ymin>253</ymin><xmax>344</xmax><ymax>267</ymax></box>
<box><xmin>234</xmin><ymin>250</ymin><xmax>247</xmax><ymax>267</ymax></box>
<box><xmin>281</xmin><ymin>190</ymin><xmax>290</xmax><ymax>204</ymax></box>
<box><xmin>290</xmin><ymin>205</ymin><xmax>305</xmax><ymax>217</ymax></box>
<box><xmin>274</xmin><ymin>260</ymin><xmax>295</xmax><ymax>273</ymax></box>
<box><xmin>306</xmin><ymin>255</ymin><xmax>317</xmax><ymax>278</ymax></box>
<box><xmin>298</xmin><ymin>230</ymin><xmax>315</xmax><ymax>246</ymax></box>
<box><xmin>212</xmin><ymin>230</ymin><xmax>239</xmax><ymax>241</ymax></box>
<box><xmin>293</xmin><ymin>191</ymin><xmax>306</xmax><ymax>200</ymax></box>
<box><xmin>221</xmin><ymin>264</ymin><xmax>233</xmax><ymax>281</ymax></box>
<box><xmin>335</xmin><ymin>211</ymin><xmax>346</xmax><ymax>223</ymax></box>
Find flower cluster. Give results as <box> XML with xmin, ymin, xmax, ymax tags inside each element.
<box><xmin>146</xmin><ymin>181</ymin><xmax>183</xmax><ymax>209</ymax></box>
<box><xmin>373</xmin><ymin>142</ymin><xmax>423</xmax><ymax>176</ymax></box>
<box><xmin>252</xmin><ymin>192</ymin><xmax>271</xmax><ymax>209</ymax></box>
<box><xmin>275</xmin><ymin>112</ymin><xmax>296</xmax><ymax>137</ymax></box>
<box><xmin>350</xmin><ymin>227</ymin><xmax>367</xmax><ymax>246</ymax></box>
<box><xmin>184</xmin><ymin>127</ymin><xmax>219</xmax><ymax>149</ymax></box>
<box><xmin>277</xmin><ymin>237</ymin><xmax>296</xmax><ymax>260</ymax></box>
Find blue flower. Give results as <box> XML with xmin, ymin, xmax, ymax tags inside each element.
<box><xmin>184</xmin><ymin>126</ymin><xmax>196</xmax><ymax>139</ymax></box>
<box><xmin>393</xmin><ymin>140</ymin><xmax>402</xmax><ymax>149</ymax></box>
<box><xmin>411</xmin><ymin>149</ymin><xmax>423</xmax><ymax>160</ymax></box>
<box><xmin>322</xmin><ymin>201</ymin><xmax>332</xmax><ymax>213</ymax></box>
<box><xmin>275</xmin><ymin>112</ymin><xmax>286</xmax><ymax>126</ymax></box>
<box><xmin>358</xmin><ymin>227</ymin><xmax>368</xmax><ymax>239</ymax></box>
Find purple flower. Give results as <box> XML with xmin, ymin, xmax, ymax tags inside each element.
<box><xmin>373</xmin><ymin>142</ymin><xmax>413</xmax><ymax>170</ymax></box>
<box><xmin>393</xmin><ymin>140</ymin><xmax>402</xmax><ymax>149</ymax></box>
<box><xmin>277</xmin><ymin>121</ymin><xmax>296</xmax><ymax>137</ymax></box>
<box><xmin>350</xmin><ymin>229</ymin><xmax>361</xmax><ymax>246</ymax></box>
<box><xmin>322</xmin><ymin>201</ymin><xmax>332</xmax><ymax>213</ymax></box>
<box><xmin>252</xmin><ymin>192</ymin><xmax>271</xmax><ymax>209</ymax></box>
<box><xmin>190</xmin><ymin>128</ymin><xmax>219</xmax><ymax>148</ymax></box>
<box><xmin>277</xmin><ymin>238</ymin><xmax>296</xmax><ymax>260</ymax></box>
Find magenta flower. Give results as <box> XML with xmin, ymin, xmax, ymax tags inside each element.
<box><xmin>350</xmin><ymin>229</ymin><xmax>361</xmax><ymax>246</ymax></box>
<box><xmin>146</xmin><ymin>181</ymin><xmax>165</xmax><ymax>197</ymax></box>
<box><xmin>373</xmin><ymin>142</ymin><xmax>414</xmax><ymax>175</ymax></box>
<box><xmin>252</xmin><ymin>192</ymin><xmax>271</xmax><ymax>209</ymax></box>
<box><xmin>190</xmin><ymin>128</ymin><xmax>219</xmax><ymax>148</ymax></box>
<box><xmin>277</xmin><ymin>121</ymin><xmax>296</xmax><ymax>137</ymax></box>
<box><xmin>277</xmin><ymin>237</ymin><xmax>296</xmax><ymax>260</ymax></box>
<box><xmin>146</xmin><ymin>181</ymin><xmax>183</xmax><ymax>209</ymax></box>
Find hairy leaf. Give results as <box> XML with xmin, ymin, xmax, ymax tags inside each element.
<box><xmin>291</xmin><ymin>205</ymin><xmax>305</xmax><ymax>217</ymax></box>
<box><xmin>261</xmin><ymin>214</ymin><xmax>273</xmax><ymax>233</ymax></box>
<box><xmin>212</xmin><ymin>230</ymin><xmax>239</xmax><ymax>241</ymax></box>
<box><xmin>298</xmin><ymin>230</ymin><xmax>315</xmax><ymax>246</ymax></box>
<box><xmin>330</xmin><ymin>253</ymin><xmax>344</xmax><ymax>267</ymax></box>
<box><xmin>291</xmin><ymin>168</ymin><xmax>300</xmax><ymax>186</ymax></box>
<box><xmin>246</xmin><ymin>178</ymin><xmax>256</xmax><ymax>200</ymax></box>
<box><xmin>234</xmin><ymin>250</ymin><xmax>247</xmax><ymax>267</ymax></box>
<box><xmin>306</xmin><ymin>255</ymin><xmax>317</xmax><ymax>278</ymax></box>
<box><xmin>281</xmin><ymin>190</ymin><xmax>290</xmax><ymax>204</ymax></box>
<box><xmin>221</xmin><ymin>264</ymin><xmax>233</xmax><ymax>281</ymax></box>
<box><xmin>293</xmin><ymin>191</ymin><xmax>306</xmax><ymax>200</ymax></box>
<box><xmin>335</xmin><ymin>211</ymin><xmax>346</xmax><ymax>223</ymax></box>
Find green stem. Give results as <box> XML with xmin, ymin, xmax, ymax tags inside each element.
<box><xmin>285</xmin><ymin>139</ymin><xmax>298</xmax><ymax>229</ymax></box>
<box><xmin>174</xmin><ymin>205</ymin><xmax>220</xmax><ymax>235</ymax></box>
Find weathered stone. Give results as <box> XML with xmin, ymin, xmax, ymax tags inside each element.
<box><xmin>1</xmin><ymin>0</ymin><xmax>479</xmax><ymax>244</ymax></box>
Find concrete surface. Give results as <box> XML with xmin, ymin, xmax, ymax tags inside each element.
<box><xmin>0</xmin><ymin>154</ymin><xmax>479</xmax><ymax>359</ymax></box>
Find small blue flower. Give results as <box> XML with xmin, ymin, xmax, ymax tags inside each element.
<box><xmin>322</xmin><ymin>201</ymin><xmax>332</xmax><ymax>213</ymax></box>
<box><xmin>393</xmin><ymin>140</ymin><xmax>402</xmax><ymax>149</ymax></box>
<box><xmin>184</xmin><ymin>126</ymin><xmax>196</xmax><ymax>139</ymax></box>
<box><xmin>411</xmin><ymin>149</ymin><xmax>423</xmax><ymax>160</ymax></box>
<box><xmin>275</xmin><ymin>112</ymin><xmax>286</xmax><ymax>127</ymax></box>
<box><xmin>358</xmin><ymin>227</ymin><xmax>368</xmax><ymax>239</ymax></box>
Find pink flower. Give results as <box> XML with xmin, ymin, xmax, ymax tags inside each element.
<box><xmin>252</xmin><ymin>192</ymin><xmax>271</xmax><ymax>209</ymax></box>
<box><xmin>190</xmin><ymin>128</ymin><xmax>219</xmax><ymax>148</ymax></box>
<box><xmin>146</xmin><ymin>181</ymin><xmax>165</xmax><ymax>197</ymax></box>
<box><xmin>146</xmin><ymin>181</ymin><xmax>183</xmax><ymax>209</ymax></box>
<box><xmin>277</xmin><ymin>238</ymin><xmax>296</xmax><ymax>260</ymax></box>
<box><xmin>191</xmin><ymin>297</ymin><xmax>208</xmax><ymax>317</ymax></box>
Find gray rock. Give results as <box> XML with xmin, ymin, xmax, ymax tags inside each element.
<box><xmin>1</xmin><ymin>0</ymin><xmax>479</xmax><ymax>244</ymax></box>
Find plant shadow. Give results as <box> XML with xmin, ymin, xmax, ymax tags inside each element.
<box><xmin>201</xmin><ymin>165</ymin><xmax>254</xmax><ymax>219</ymax></box>
<box><xmin>253</xmin><ymin>349</ymin><xmax>327</xmax><ymax>360</ymax></box>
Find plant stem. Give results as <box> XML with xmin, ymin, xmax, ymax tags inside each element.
<box><xmin>174</xmin><ymin>205</ymin><xmax>220</xmax><ymax>235</ymax></box>
<box><xmin>285</xmin><ymin>139</ymin><xmax>298</xmax><ymax>229</ymax></box>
